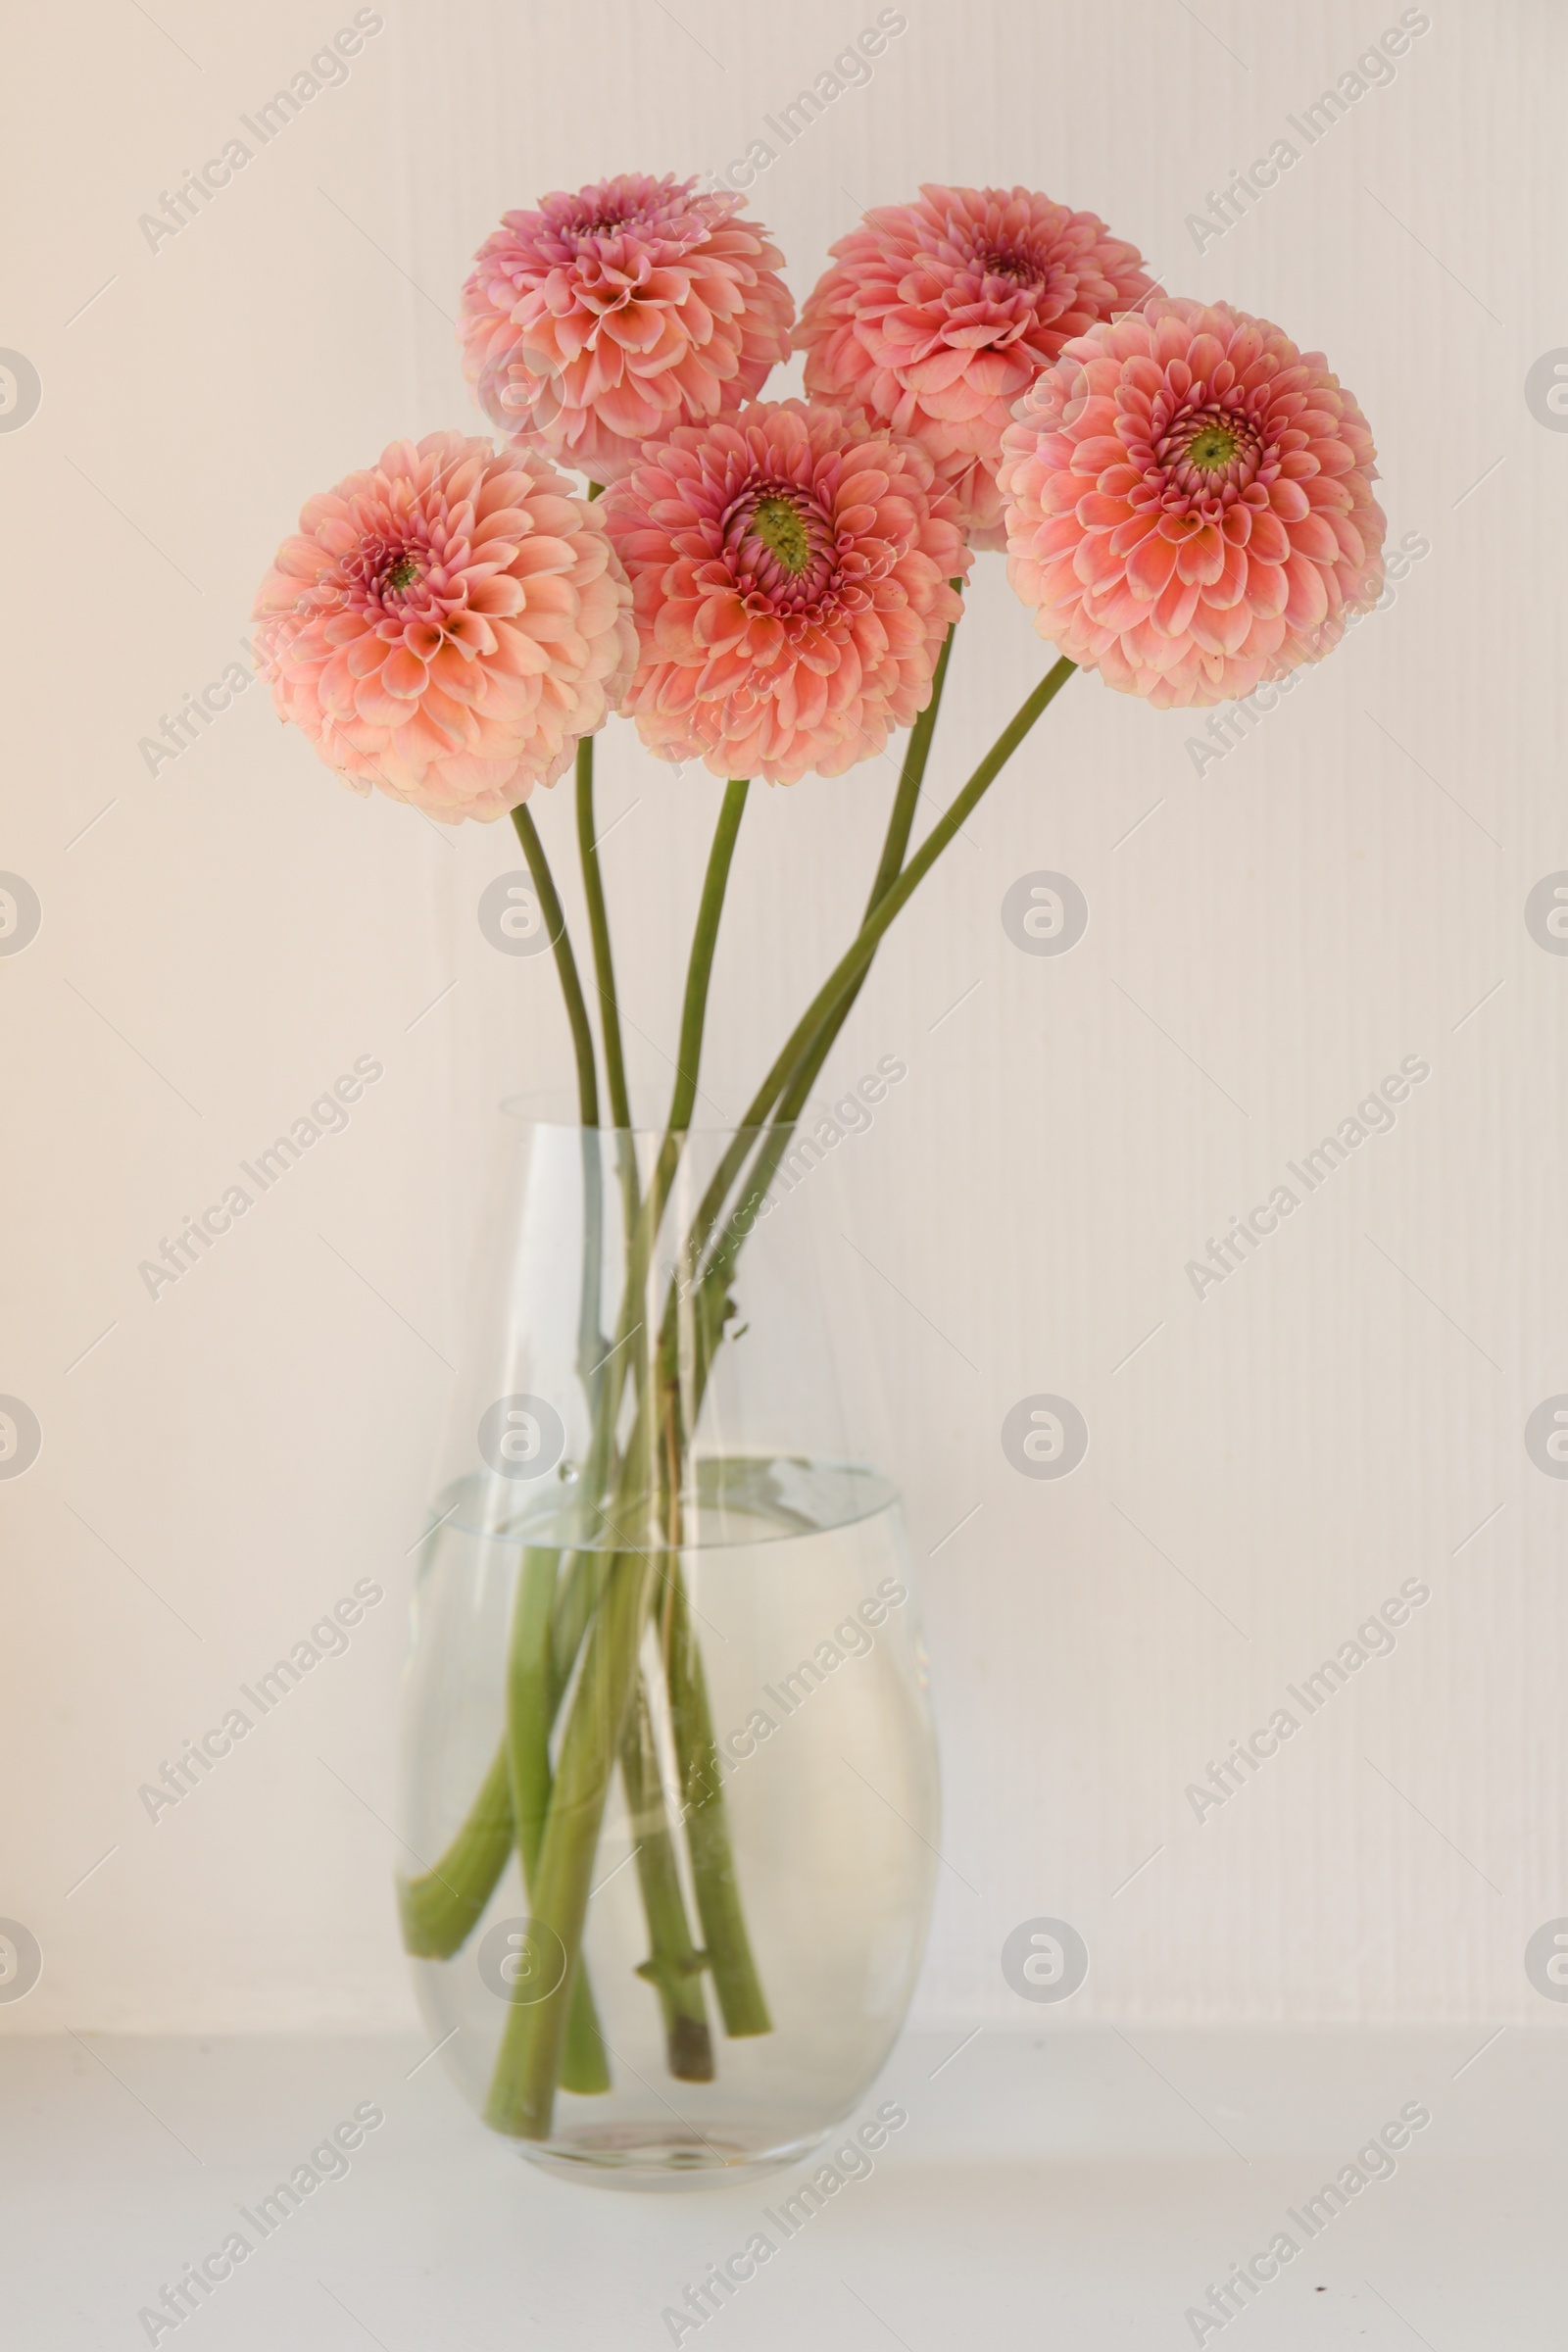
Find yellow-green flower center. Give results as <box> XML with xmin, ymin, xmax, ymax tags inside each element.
<box><xmin>386</xmin><ymin>555</ymin><xmax>419</xmax><ymax>592</ymax></box>
<box><xmin>749</xmin><ymin>495</ymin><xmax>811</xmax><ymax>575</ymax></box>
<box><xmin>1187</xmin><ymin>424</ymin><xmax>1239</xmax><ymax>472</ymax></box>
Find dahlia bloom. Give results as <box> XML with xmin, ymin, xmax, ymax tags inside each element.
<box><xmin>998</xmin><ymin>298</ymin><xmax>1387</xmax><ymax>709</ymax></box>
<box><xmin>459</xmin><ymin>173</ymin><xmax>795</xmax><ymax>485</ymax></box>
<box><xmin>797</xmin><ymin>183</ymin><xmax>1155</xmax><ymax>548</ymax></box>
<box><xmin>253</xmin><ymin>433</ymin><xmax>636</xmax><ymax>822</ymax></box>
<box><xmin>600</xmin><ymin>400</ymin><xmax>968</xmax><ymax>786</ymax></box>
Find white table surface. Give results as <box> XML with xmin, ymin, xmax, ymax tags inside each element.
<box><xmin>5</xmin><ymin>2025</ymin><xmax>1563</xmax><ymax>2348</ymax></box>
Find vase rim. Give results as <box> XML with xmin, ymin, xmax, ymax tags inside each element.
<box><xmin>497</xmin><ymin>1087</ymin><xmax>779</xmax><ymax>1139</ymax></box>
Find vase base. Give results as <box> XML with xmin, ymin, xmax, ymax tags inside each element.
<box><xmin>515</xmin><ymin>2121</ymin><xmax>830</xmax><ymax>2192</ymax></box>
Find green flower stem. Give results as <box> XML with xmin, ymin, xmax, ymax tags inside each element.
<box><xmin>507</xmin><ymin>1548</ymin><xmax>611</xmax><ymax>2094</ymax></box>
<box><xmin>537</xmin><ymin>1462</ymin><xmax>714</xmax><ymax>2086</ymax></box>
<box><xmin>630</xmin><ymin>777</ymin><xmax>752</xmax><ymax>1298</ymax></box>
<box><xmin>484</xmin><ymin>1544</ymin><xmax>653</xmax><ymax>2138</ymax></box>
<box><xmin>574</xmin><ymin>735</ymin><xmax>634</xmax><ymax>1134</ymax></box>
<box><xmin>397</xmin><ymin>1745</ymin><xmax>513</xmax><ymax>1956</ymax></box>
<box><xmin>505</xmin><ymin>1549</ymin><xmax>557</xmax><ymax>1876</ymax></box>
<box><xmin>865</xmin><ymin>588</ymin><xmax>960</xmax><ymax>913</ymax></box>
<box><xmin>644</xmin><ymin>1335</ymin><xmax>772</xmax><ymax>2038</ymax></box>
<box><xmin>671</xmin><ymin>779</ymin><xmax>750</xmax><ymax>1130</ymax></box>
<box><xmin>551</xmin><ymin>1548</ymin><xmax>611</xmax><ymax>1707</ymax></box>
<box><xmin>574</xmin><ymin>733</ymin><xmax>645</xmax><ymax>1402</ymax></box>
<box><xmin>662</xmin><ymin>1545</ymin><xmax>771</xmax><ymax>2037</ymax></box>
<box><xmin>509</xmin><ymin>795</ymin><xmax>611</xmax><ymax>1403</ymax></box>
<box><xmin>512</xmin><ymin>802</ymin><xmax>599</xmax><ymax>1130</ymax></box>
<box><xmin>620</xmin><ymin>1675</ymin><xmax>714</xmax><ymax>2081</ymax></box>
<box><xmin>398</xmin><ymin>1547</ymin><xmax>609</xmax><ymax>2090</ymax></box>
<box><xmin>394</xmin><ymin>1552</ymin><xmax>606</xmax><ymax>1961</ymax></box>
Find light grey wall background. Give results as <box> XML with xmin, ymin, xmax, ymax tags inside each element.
<box><xmin>5</xmin><ymin>0</ymin><xmax>1567</xmax><ymax>2034</ymax></box>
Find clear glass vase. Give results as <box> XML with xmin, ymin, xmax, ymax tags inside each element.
<box><xmin>397</xmin><ymin>1108</ymin><xmax>939</xmax><ymax>2188</ymax></box>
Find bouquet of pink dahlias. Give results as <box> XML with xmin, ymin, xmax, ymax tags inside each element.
<box><xmin>255</xmin><ymin>171</ymin><xmax>1386</xmax><ymax>2180</ymax></box>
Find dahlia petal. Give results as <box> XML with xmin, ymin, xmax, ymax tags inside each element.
<box><xmin>489</xmin><ymin>621</ymin><xmax>554</xmax><ymax>678</ymax></box>
<box><xmin>1077</xmin><ymin>492</ymin><xmax>1135</xmax><ymax>529</ymax></box>
<box><xmin>345</xmin><ymin>634</ymin><xmax>388</xmax><ymax>680</ymax></box>
<box><xmin>1283</xmin><ymin>550</ymin><xmax>1330</xmax><ymax>630</ymax></box>
<box><xmin>1247</xmin><ymin>511</ymin><xmax>1291</xmax><ymax>565</ymax></box>
<box><xmin>381</xmin><ymin>647</ymin><xmax>427</xmax><ymax>701</ymax></box>
<box><xmin>1268</xmin><ymin>479</ymin><xmax>1312</xmax><ymax>523</ymax></box>
<box><xmin>1207</xmin><ymin>540</ymin><xmax>1250</xmax><ymax>611</ymax></box>
<box><xmin>1127</xmin><ymin>530</ymin><xmax>1178</xmax><ymax>599</ymax></box>
<box><xmin>1206</xmin><ymin>597</ymin><xmax>1253</xmax><ymax>655</ymax></box>
<box><xmin>1244</xmin><ymin>563</ymin><xmax>1289</xmax><ymax>620</ymax></box>
<box><xmin>1108</xmin><ymin>512</ymin><xmax>1161</xmax><ymax>559</ymax></box>
<box><xmin>1152</xmin><ymin>576</ymin><xmax>1201</xmax><ymax>638</ymax></box>
<box><xmin>1073</xmin><ymin>532</ymin><xmax>1125</xmax><ymax>591</ymax></box>
<box><xmin>1289</xmin><ymin>514</ymin><xmax>1343</xmax><ymax>566</ymax></box>
<box><xmin>1082</xmin><ymin>578</ymin><xmax>1147</xmax><ymax>632</ymax></box>
<box><xmin>466</xmin><ymin>576</ymin><xmax>527</xmax><ymax>617</ymax></box>
<box><xmin>1174</xmin><ymin>524</ymin><xmax>1224</xmax><ymax>586</ymax></box>
<box><xmin>354</xmin><ymin>677</ymin><xmax>408</xmax><ymax>726</ymax></box>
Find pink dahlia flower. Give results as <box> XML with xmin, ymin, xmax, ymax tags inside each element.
<box><xmin>253</xmin><ymin>432</ymin><xmax>636</xmax><ymax>823</ymax></box>
<box><xmin>998</xmin><ymin>298</ymin><xmax>1387</xmax><ymax>708</ymax></box>
<box><xmin>600</xmin><ymin>400</ymin><xmax>969</xmax><ymax>786</ymax></box>
<box><xmin>459</xmin><ymin>172</ymin><xmax>795</xmax><ymax>486</ymax></box>
<box><xmin>797</xmin><ymin>183</ymin><xmax>1155</xmax><ymax>548</ymax></box>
